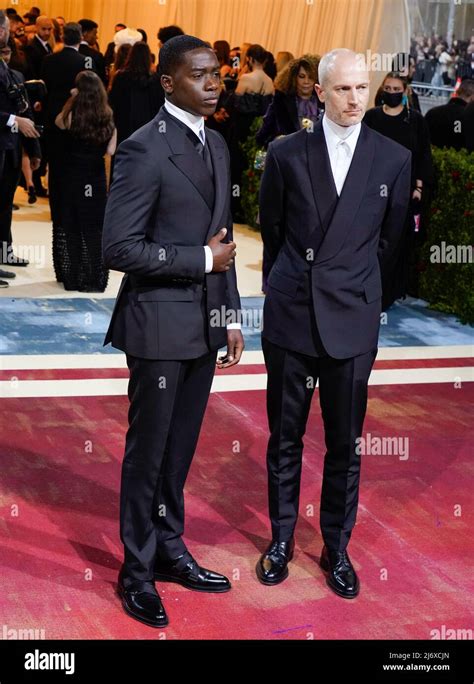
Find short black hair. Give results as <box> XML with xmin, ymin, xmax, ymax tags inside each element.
<box><xmin>5</xmin><ymin>8</ymin><xmax>17</xmax><ymax>17</ymax></box>
<box><xmin>78</xmin><ymin>19</ymin><xmax>98</xmax><ymax>34</ymax></box>
<box><xmin>63</xmin><ymin>22</ymin><xmax>82</xmax><ymax>46</ymax></box>
<box><xmin>157</xmin><ymin>25</ymin><xmax>184</xmax><ymax>45</ymax></box>
<box><xmin>158</xmin><ymin>34</ymin><xmax>210</xmax><ymax>76</ymax></box>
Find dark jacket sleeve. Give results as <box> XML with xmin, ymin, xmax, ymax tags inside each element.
<box><xmin>256</xmin><ymin>96</ymin><xmax>277</xmax><ymax>148</ymax></box>
<box><xmin>378</xmin><ymin>151</ymin><xmax>412</xmax><ymax>275</ymax></box>
<box><xmin>102</xmin><ymin>137</ymin><xmax>206</xmax><ymax>281</ymax></box>
<box><xmin>259</xmin><ymin>141</ymin><xmax>286</xmax><ymax>283</ymax></box>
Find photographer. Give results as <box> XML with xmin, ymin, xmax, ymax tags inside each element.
<box><xmin>0</xmin><ymin>11</ymin><xmax>41</xmax><ymax>286</ymax></box>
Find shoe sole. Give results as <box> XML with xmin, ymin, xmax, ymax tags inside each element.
<box><xmin>320</xmin><ymin>557</ymin><xmax>360</xmax><ymax>599</ymax></box>
<box><xmin>116</xmin><ymin>587</ymin><xmax>169</xmax><ymax>628</ymax></box>
<box><xmin>153</xmin><ymin>573</ymin><xmax>231</xmax><ymax>593</ymax></box>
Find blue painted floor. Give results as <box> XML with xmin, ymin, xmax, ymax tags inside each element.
<box><xmin>0</xmin><ymin>296</ymin><xmax>471</xmax><ymax>355</ymax></box>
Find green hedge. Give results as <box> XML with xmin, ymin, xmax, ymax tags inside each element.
<box><xmin>419</xmin><ymin>147</ymin><xmax>474</xmax><ymax>324</ymax></box>
<box><xmin>240</xmin><ymin>117</ymin><xmax>264</xmax><ymax>230</ymax></box>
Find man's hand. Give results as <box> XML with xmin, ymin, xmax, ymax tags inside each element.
<box><xmin>217</xmin><ymin>329</ymin><xmax>244</xmax><ymax>369</ymax></box>
<box><xmin>15</xmin><ymin>117</ymin><xmax>40</xmax><ymax>138</ymax></box>
<box><xmin>207</xmin><ymin>227</ymin><xmax>236</xmax><ymax>272</ymax></box>
<box><xmin>30</xmin><ymin>157</ymin><xmax>41</xmax><ymax>171</ymax></box>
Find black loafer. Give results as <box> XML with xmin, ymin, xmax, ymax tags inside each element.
<box><xmin>0</xmin><ymin>280</ymin><xmax>8</xmax><ymax>288</ymax></box>
<box><xmin>117</xmin><ymin>573</ymin><xmax>168</xmax><ymax>628</ymax></box>
<box><xmin>154</xmin><ymin>552</ymin><xmax>231</xmax><ymax>593</ymax></box>
<box><xmin>0</xmin><ymin>269</ymin><xmax>16</xmax><ymax>279</ymax></box>
<box><xmin>256</xmin><ymin>538</ymin><xmax>295</xmax><ymax>585</ymax></box>
<box><xmin>320</xmin><ymin>546</ymin><xmax>360</xmax><ymax>599</ymax></box>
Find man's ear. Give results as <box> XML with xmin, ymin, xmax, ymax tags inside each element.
<box><xmin>315</xmin><ymin>83</ymin><xmax>324</xmax><ymax>101</ymax></box>
<box><xmin>160</xmin><ymin>73</ymin><xmax>173</xmax><ymax>95</ymax></box>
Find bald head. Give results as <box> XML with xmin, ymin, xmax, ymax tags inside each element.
<box><xmin>35</xmin><ymin>15</ymin><xmax>53</xmax><ymax>42</ymax></box>
<box><xmin>315</xmin><ymin>48</ymin><xmax>370</xmax><ymax>126</ymax></box>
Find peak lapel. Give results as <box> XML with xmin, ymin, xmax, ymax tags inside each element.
<box><xmin>313</xmin><ymin>123</ymin><xmax>375</xmax><ymax>265</ymax></box>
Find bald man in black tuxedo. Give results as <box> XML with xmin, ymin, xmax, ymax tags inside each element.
<box><xmin>257</xmin><ymin>49</ymin><xmax>411</xmax><ymax>599</ymax></box>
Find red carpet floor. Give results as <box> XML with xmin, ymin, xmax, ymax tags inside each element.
<box><xmin>0</xmin><ymin>381</ymin><xmax>472</xmax><ymax>640</ymax></box>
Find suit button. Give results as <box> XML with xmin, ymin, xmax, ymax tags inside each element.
<box><xmin>203</xmin><ymin>286</ymin><xmax>207</xmax><ymax>292</ymax></box>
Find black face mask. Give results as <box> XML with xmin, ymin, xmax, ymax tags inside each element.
<box><xmin>383</xmin><ymin>91</ymin><xmax>404</xmax><ymax>108</ymax></box>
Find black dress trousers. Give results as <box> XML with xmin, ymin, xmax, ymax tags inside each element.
<box><xmin>262</xmin><ymin>336</ymin><xmax>377</xmax><ymax>553</ymax></box>
<box><xmin>120</xmin><ymin>350</ymin><xmax>217</xmax><ymax>584</ymax></box>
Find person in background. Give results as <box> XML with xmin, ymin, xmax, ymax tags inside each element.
<box><xmin>104</xmin><ymin>22</ymin><xmax>126</xmax><ymax>77</ymax></box>
<box><xmin>275</xmin><ymin>50</ymin><xmax>294</xmax><ymax>73</ymax></box>
<box><xmin>108</xmin><ymin>41</ymin><xmax>161</xmax><ymax>182</ymax></box>
<box><xmin>229</xmin><ymin>43</ymin><xmax>274</xmax><ymax>220</ymax></box>
<box><xmin>40</xmin><ymin>22</ymin><xmax>90</xmax><ymax>281</ymax></box>
<box><xmin>78</xmin><ymin>19</ymin><xmax>107</xmax><ymax>84</ymax></box>
<box><xmin>55</xmin><ymin>70</ymin><xmax>115</xmax><ymax>292</ymax></box>
<box><xmin>425</xmin><ymin>78</ymin><xmax>474</xmax><ymax>150</ymax></box>
<box><xmin>23</xmin><ymin>15</ymin><xmax>53</xmax><ymax>79</ymax></box>
<box><xmin>364</xmin><ymin>72</ymin><xmax>433</xmax><ymax>308</ymax></box>
<box><xmin>0</xmin><ymin>19</ymin><xmax>41</xmax><ymax>281</ymax></box>
<box><xmin>51</xmin><ymin>18</ymin><xmax>64</xmax><ymax>51</ymax></box>
<box><xmin>257</xmin><ymin>54</ymin><xmax>321</xmax><ymax>147</ymax></box>
<box><xmin>156</xmin><ymin>24</ymin><xmax>184</xmax><ymax>49</ymax></box>
<box><xmin>137</xmin><ymin>28</ymin><xmax>155</xmax><ymax>65</ymax></box>
<box><xmin>108</xmin><ymin>43</ymin><xmax>131</xmax><ymax>90</ymax></box>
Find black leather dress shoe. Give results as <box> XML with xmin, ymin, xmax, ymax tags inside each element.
<box><xmin>154</xmin><ymin>552</ymin><xmax>231</xmax><ymax>593</ymax></box>
<box><xmin>117</xmin><ymin>572</ymin><xmax>168</xmax><ymax>628</ymax></box>
<box><xmin>0</xmin><ymin>269</ymin><xmax>16</xmax><ymax>279</ymax></box>
<box><xmin>320</xmin><ymin>546</ymin><xmax>360</xmax><ymax>599</ymax></box>
<box><xmin>0</xmin><ymin>280</ymin><xmax>8</xmax><ymax>288</ymax></box>
<box><xmin>256</xmin><ymin>538</ymin><xmax>295</xmax><ymax>585</ymax></box>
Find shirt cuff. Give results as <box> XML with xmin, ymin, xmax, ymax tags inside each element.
<box><xmin>204</xmin><ymin>245</ymin><xmax>213</xmax><ymax>273</ymax></box>
<box><xmin>226</xmin><ymin>323</ymin><xmax>242</xmax><ymax>330</ymax></box>
<box><xmin>7</xmin><ymin>114</ymin><xmax>16</xmax><ymax>127</ymax></box>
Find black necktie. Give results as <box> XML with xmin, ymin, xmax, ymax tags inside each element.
<box><xmin>189</xmin><ymin>131</ymin><xmax>214</xmax><ymax>181</ymax></box>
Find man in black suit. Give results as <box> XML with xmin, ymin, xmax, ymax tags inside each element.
<box><xmin>0</xmin><ymin>23</ymin><xmax>41</xmax><ymax>280</ymax></box>
<box><xmin>256</xmin><ymin>49</ymin><xmax>411</xmax><ymax>598</ymax></box>
<box><xmin>103</xmin><ymin>35</ymin><xmax>244</xmax><ymax>628</ymax></box>
<box><xmin>78</xmin><ymin>19</ymin><xmax>107</xmax><ymax>85</ymax></box>
<box><xmin>40</xmin><ymin>22</ymin><xmax>90</xmax><ymax>273</ymax></box>
<box><xmin>23</xmin><ymin>15</ymin><xmax>53</xmax><ymax>79</ymax></box>
<box><xmin>425</xmin><ymin>78</ymin><xmax>474</xmax><ymax>150</ymax></box>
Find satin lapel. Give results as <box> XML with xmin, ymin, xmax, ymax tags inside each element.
<box><xmin>313</xmin><ymin>123</ymin><xmax>375</xmax><ymax>265</ymax></box>
<box><xmin>204</xmin><ymin>129</ymin><xmax>227</xmax><ymax>243</ymax></box>
<box><xmin>158</xmin><ymin>109</ymin><xmax>214</xmax><ymax>212</ymax></box>
<box><xmin>307</xmin><ymin>120</ymin><xmax>338</xmax><ymax>235</ymax></box>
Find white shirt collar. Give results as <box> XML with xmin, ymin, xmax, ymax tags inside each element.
<box><xmin>35</xmin><ymin>35</ymin><xmax>49</xmax><ymax>49</ymax></box>
<box><xmin>322</xmin><ymin>113</ymin><xmax>361</xmax><ymax>156</ymax></box>
<box><xmin>164</xmin><ymin>99</ymin><xmax>205</xmax><ymax>142</ymax></box>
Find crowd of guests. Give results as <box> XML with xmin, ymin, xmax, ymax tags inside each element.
<box><xmin>0</xmin><ymin>6</ymin><xmax>473</xmax><ymax>306</ymax></box>
<box><xmin>411</xmin><ymin>32</ymin><xmax>474</xmax><ymax>86</ymax></box>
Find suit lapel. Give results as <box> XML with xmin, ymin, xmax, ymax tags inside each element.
<box><xmin>203</xmin><ymin>129</ymin><xmax>227</xmax><ymax>243</ymax></box>
<box><xmin>313</xmin><ymin>124</ymin><xmax>375</xmax><ymax>264</ymax></box>
<box><xmin>307</xmin><ymin>120</ymin><xmax>338</xmax><ymax>236</ymax></box>
<box><xmin>158</xmin><ymin>108</ymin><xmax>214</xmax><ymax>212</ymax></box>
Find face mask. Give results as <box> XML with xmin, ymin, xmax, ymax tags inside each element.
<box><xmin>383</xmin><ymin>91</ymin><xmax>404</xmax><ymax>108</ymax></box>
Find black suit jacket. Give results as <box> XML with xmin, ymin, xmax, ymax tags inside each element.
<box><xmin>79</xmin><ymin>43</ymin><xmax>107</xmax><ymax>84</ymax></box>
<box><xmin>40</xmin><ymin>47</ymin><xmax>88</xmax><ymax>127</ymax></box>
<box><xmin>259</xmin><ymin>118</ymin><xmax>411</xmax><ymax>359</ymax></box>
<box><xmin>0</xmin><ymin>67</ymin><xmax>41</xmax><ymax>165</ymax></box>
<box><xmin>24</xmin><ymin>35</ymin><xmax>51</xmax><ymax>79</ymax></box>
<box><xmin>425</xmin><ymin>98</ymin><xmax>467</xmax><ymax>150</ymax></box>
<box><xmin>102</xmin><ymin>106</ymin><xmax>241</xmax><ymax>360</ymax></box>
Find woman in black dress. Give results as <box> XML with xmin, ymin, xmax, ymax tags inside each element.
<box><xmin>364</xmin><ymin>72</ymin><xmax>433</xmax><ymax>309</ymax></box>
<box><xmin>55</xmin><ymin>70</ymin><xmax>116</xmax><ymax>292</ymax></box>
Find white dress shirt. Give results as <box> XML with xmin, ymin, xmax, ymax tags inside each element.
<box><xmin>163</xmin><ymin>100</ymin><xmax>241</xmax><ymax>331</ymax></box>
<box><xmin>322</xmin><ymin>114</ymin><xmax>361</xmax><ymax>196</ymax></box>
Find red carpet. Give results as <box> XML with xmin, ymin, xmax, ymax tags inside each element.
<box><xmin>0</xmin><ymin>381</ymin><xmax>472</xmax><ymax>639</ymax></box>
